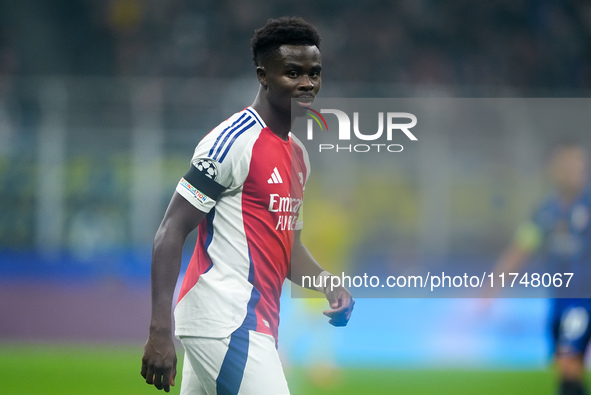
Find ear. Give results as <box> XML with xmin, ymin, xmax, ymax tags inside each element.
<box><xmin>256</xmin><ymin>67</ymin><xmax>267</xmax><ymax>89</ymax></box>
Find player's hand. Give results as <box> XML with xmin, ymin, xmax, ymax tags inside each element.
<box><xmin>141</xmin><ymin>332</ymin><xmax>177</xmax><ymax>392</ymax></box>
<box><xmin>323</xmin><ymin>285</ymin><xmax>354</xmax><ymax>326</ymax></box>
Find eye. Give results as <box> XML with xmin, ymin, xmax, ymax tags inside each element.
<box><xmin>287</xmin><ymin>70</ymin><xmax>299</xmax><ymax>78</ymax></box>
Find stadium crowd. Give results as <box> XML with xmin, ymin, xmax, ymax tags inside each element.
<box><xmin>0</xmin><ymin>0</ymin><xmax>590</xmax><ymax>91</ymax></box>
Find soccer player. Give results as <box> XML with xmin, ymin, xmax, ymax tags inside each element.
<box><xmin>140</xmin><ymin>17</ymin><xmax>354</xmax><ymax>394</ymax></box>
<box><xmin>491</xmin><ymin>142</ymin><xmax>591</xmax><ymax>395</ymax></box>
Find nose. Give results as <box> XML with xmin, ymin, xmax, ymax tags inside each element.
<box><xmin>299</xmin><ymin>75</ymin><xmax>314</xmax><ymax>90</ymax></box>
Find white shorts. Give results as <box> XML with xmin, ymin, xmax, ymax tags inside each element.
<box><xmin>179</xmin><ymin>327</ymin><xmax>290</xmax><ymax>395</ymax></box>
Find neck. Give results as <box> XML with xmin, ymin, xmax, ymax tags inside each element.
<box><xmin>251</xmin><ymin>87</ymin><xmax>292</xmax><ymax>140</ymax></box>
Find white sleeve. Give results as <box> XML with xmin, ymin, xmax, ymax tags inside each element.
<box><xmin>176</xmin><ymin>112</ymin><xmax>257</xmax><ymax>212</ymax></box>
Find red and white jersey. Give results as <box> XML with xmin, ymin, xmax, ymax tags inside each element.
<box><xmin>174</xmin><ymin>107</ymin><xmax>310</xmax><ymax>342</ymax></box>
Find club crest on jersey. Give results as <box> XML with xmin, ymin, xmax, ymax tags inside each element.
<box><xmin>180</xmin><ymin>178</ymin><xmax>209</xmax><ymax>204</ymax></box>
<box><xmin>195</xmin><ymin>158</ymin><xmax>219</xmax><ymax>180</ymax></box>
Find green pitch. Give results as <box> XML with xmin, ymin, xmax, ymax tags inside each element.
<box><xmin>0</xmin><ymin>343</ymin><xmax>585</xmax><ymax>394</ymax></box>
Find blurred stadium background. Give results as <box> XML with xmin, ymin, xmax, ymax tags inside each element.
<box><xmin>1</xmin><ymin>1</ymin><xmax>591</xmax><ymax>394</ymax></box>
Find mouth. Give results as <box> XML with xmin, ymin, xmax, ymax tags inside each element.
<box><xmin>295</xmin><ymin>96</ymin><xmax>315</xmax><ymax>108</ymax></box>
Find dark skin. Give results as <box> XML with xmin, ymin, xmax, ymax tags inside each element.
<box><xmin>141</xmin><ymin>44</ymin><xmax>354</xmax><ymax>392</ymax></box>
<box><xmin>252</xmin><ymin>45</ymin><xmax>323</xmax><ymax>139</ymax></box>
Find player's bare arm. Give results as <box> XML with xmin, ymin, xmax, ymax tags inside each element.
<box><xmin>483</xmin><ymin>222</ymin><xmax>538</xmax><ymax>300</ymax></box>
<box><xmin>494</xmin><ymin>243</ymin><xmax>531</xmax><ymax>275</ymax></box>
<box><xmin>141</xmin><ymin>192</ymin><xmax>206</xmax><ymax>392</ymax></box>
<box><xmin>289</xmin><ymin>229</ymin><xmax>354</xmax><ymax>326</ymax></box>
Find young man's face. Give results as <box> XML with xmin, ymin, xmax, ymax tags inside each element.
<box><xmin>258</xmin><ymin>44</ymin><xmax>322</xmax><ymax>117</ymax></box>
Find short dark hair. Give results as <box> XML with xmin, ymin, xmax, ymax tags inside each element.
<box><xmin>250</xmin><ymin>17</ymin><xmax>321</xmax><ymax>66</ymax></box>
<box><xmin>549</xmin><ymin>139</ymin><xmax>585</xmax><ymax>154</ymax></box>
